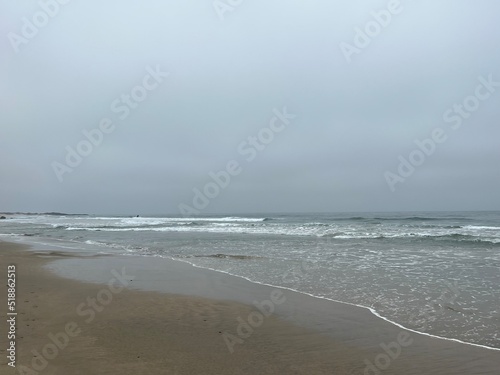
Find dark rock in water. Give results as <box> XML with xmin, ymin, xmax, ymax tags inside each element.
<box><xmin>0</xmin><ymin>216</ymin><xmax>6</xmax><ymax>219</ymax></box>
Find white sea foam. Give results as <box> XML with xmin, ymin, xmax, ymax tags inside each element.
<box><xmin>4</xmin><ymin>212</ymin><xmax>500</xmax><ymax>349</ymax></box>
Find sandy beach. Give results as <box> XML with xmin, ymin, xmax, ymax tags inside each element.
<box><xmin>1</xmin><ymin>240</ymin><xmax>499</xmax><ymax>374</ymax></box>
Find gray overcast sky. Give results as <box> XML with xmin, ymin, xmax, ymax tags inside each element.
<box><xmin>1</xmin><ymin>0</ymin><xmax>499</xmax><ymax>214</ymax></box>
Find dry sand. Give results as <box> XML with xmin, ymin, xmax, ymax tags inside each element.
<box><xmin>0</xmin><ymin>241</ymin><xmax>364</xmax><ymax>374</ymax></box>
<box><xmin>0</xmin><ymin>240</ymin><xmax>499</xmax><ymax>374</ymax></box>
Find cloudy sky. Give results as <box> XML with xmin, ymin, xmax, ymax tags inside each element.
<box><xmin>1</xmin><ymin>1</ymin><xmax>499</xmax><ymax>214</ymax></box>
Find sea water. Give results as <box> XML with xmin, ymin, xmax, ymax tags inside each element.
<box><xmin>1</xmin><ymin>211</ymin><xmax>499</xmax><ymax>349</ymax></box>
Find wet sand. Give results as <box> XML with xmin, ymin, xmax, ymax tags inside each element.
<box><xmin>0</xmin><ymin>240</ymin><xmax>499</xmax><ymax>374</ymax></box>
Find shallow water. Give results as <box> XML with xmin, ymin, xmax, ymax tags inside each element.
<box><xmin>1</xmin><ymin>211</ymin><xmax>499</xmax><ymax>348</ymax></box>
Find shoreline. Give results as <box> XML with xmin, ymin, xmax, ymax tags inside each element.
<box><xmin>0</xmin><ymin>240</ymin><xmax>370</xmax><ymax>374</ymax></box>
<box><xmin>177</xmin><ymin>258</ymin><xmax>500</xmax><ymax>352</ymax></box>
<box><xmin>22</xmin><ymin>233</ymin><xmax>497</xmax><ymax>351</ymax></box>
<box><xmin>1</xmin><ymin>239</ymin><xmax>499</xmax><ymax>374</ymax></box>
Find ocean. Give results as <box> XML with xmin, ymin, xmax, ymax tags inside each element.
<box><xmin>1</xmin><ymin>211</ymin><xmax>499</xmax><ymax>349</ymax></box>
